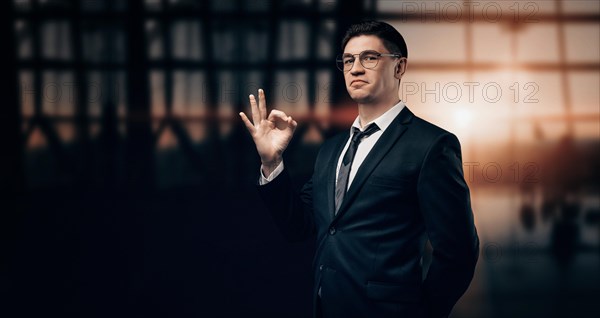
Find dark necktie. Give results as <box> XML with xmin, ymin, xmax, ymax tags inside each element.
<box><xmin>334</xmin><ymin>123</ymin><xmax>380</xmax><ymax>214</ymax></box>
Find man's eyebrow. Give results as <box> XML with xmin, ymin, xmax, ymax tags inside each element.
<box><xmin>343</xmin><ymin>50</ymin><xmax>379</xmax><ymax>54</ymax></box>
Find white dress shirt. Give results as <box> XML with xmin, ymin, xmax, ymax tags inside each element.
<box><xmin>260</xmin><ymin>100</ymin><xmax>406</xmax><ymax>186</ymax></box>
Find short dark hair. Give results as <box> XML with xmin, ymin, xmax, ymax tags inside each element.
<box><xmin>341</xmin><ymin>20</ymin><xmax>408</xmax><ymax>58</ymax></box>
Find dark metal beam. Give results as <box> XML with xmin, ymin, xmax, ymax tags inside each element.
<box><xmin>1</xmin><ymin>1</ymin><xmax>23</xmax><ymax>192</ymax></box>
<box><xmin>125</xmin><ymin>0</ymin><xmax>155</xmax><ymax>190</ymax></box>
<box><xmin>12</xmin><ymin>11</ymin><xmax>600</xmax><ymax>24</ymax></box>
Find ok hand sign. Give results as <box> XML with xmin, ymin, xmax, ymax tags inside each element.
<box><xmin>239</xmin><ymin>89</ymin><xmax>297</xmax><ymax>176</ymax></box>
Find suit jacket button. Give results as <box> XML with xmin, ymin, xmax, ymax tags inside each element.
<box><xmin>319</xmin><ymin>264</ymin><xmax>324</xmax><ymax>271</ymax></box>
<box><xmin>329</xmin><ymin>227</ymin><xmax>336</xmax><ymax>235</ymax></box>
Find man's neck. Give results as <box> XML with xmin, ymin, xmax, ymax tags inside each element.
<box><xmin>356</xmin><ymin>97</ymin><xmax>400</xmax><ymax>128</ymax></box>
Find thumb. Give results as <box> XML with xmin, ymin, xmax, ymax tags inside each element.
<box><xmin>287</xmin><ymin>116</ymin><xmax>298</xmax><ymax>130</ymax></box>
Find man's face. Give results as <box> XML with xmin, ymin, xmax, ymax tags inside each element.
<box><xmin>343</xmin><ymin>35</ymin><xmax>401</xmax><ymax>105</ymax></box>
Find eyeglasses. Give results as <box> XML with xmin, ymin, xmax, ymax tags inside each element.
<box><xmin>336</xmin><ymin>50</ymin><xmax>402</xmax><ymax>72</ymax></box>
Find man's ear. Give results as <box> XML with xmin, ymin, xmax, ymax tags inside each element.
<box><xmin>394</xmin><ymin>58</ymin><xmax>407</xmax><ymax>79</ymax></box>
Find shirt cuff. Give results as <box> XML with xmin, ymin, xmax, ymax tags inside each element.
<box><xmin>259</xmin><ymin>161</ymin><xmax>284</xmax><ymax>185</ymax></box>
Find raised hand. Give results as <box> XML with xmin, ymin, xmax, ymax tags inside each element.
<box><xmin>239</xmin><ymin>89</ymin><xmax>297</xmax><ymax>176</ymax></box>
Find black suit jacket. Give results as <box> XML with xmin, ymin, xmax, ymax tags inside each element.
<box><xmin>257</xmin><ymin>107</ymin><xmax>479</xmax><ymax>318</ymax></box>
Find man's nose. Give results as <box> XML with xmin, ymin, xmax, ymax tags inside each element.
<box><xmin>350</xmin><ymin>60</ymin><xmax>365</xmax><ymax>75</ymax></box>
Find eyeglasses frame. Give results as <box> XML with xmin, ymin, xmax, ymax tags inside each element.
<box><xmin>336</xmin><ymin>50</ymin><xmax>403</xmax><ymax>72</ymax></box>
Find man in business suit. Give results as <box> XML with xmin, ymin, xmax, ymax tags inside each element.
<box><xmin>239</xmin><ymin>21</ymin><xmax>479</xmax><ymax>318</ymax></box>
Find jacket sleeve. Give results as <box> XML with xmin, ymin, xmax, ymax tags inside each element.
<box><xmin>417</xmin><ymin>133</ymin><xmax>479</xmax><ymax>318</ymax></box>
<box><xmin>256</xmin><ymin>168</ymin><xmax>315</xmax><ymax>243</ymax></box>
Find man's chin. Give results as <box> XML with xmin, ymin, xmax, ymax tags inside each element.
<box><xmin>348</xmin><ymin>92</ymin><xmax>372</xmax><ymax>103</ymax></box>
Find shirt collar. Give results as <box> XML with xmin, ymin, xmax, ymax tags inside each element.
<box><xmin>351</xmin><ymin>100</ymin><xmax>406</xmax><ymax>133</ymax></box>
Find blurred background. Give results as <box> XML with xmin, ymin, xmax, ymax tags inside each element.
<box><xmin>1</xmin><ymin>0</ymin><xmax>598</xmax><ymax>317</ymax></box>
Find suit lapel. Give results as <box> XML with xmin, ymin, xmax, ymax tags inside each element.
<box><xmin>332</xmin><ymin>107</ymin><xmax>414</xmax><ymax>224</ymax></box>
